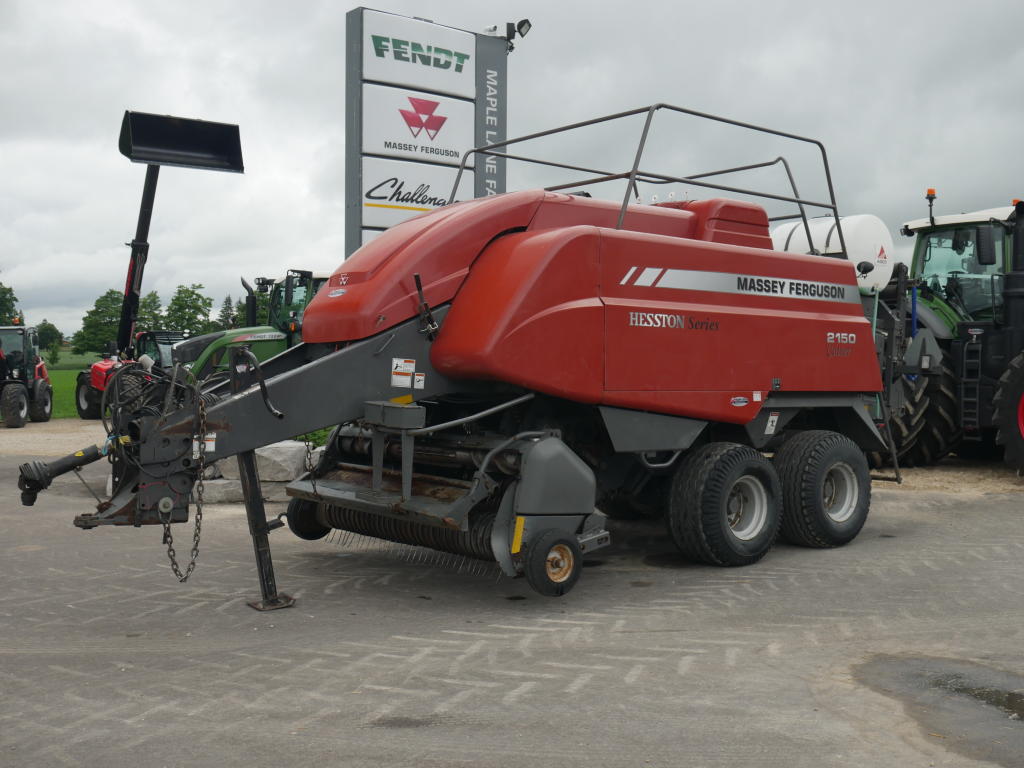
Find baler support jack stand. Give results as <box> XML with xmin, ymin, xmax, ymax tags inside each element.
<box><xmin>231</xmin><ymin>347</ymin><xmax>295</xmax><ymax>611</ymax></box>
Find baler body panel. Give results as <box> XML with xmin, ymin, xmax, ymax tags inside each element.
<box><xmin>430</xmin><ymin>227</ymin><xmax>606</xmax><ymax>403</ymax></box>
<box><xmin>302</xmin><ymin>192</ymin><xmax>774</xmax><ymax>345</ymax></box>
<box><xmin>425</xmin><ymin>194</ymin><xmax>880</xmax><ymax>424</ymax></box>
<box><xmin>302</xmin><ymin>189</ymin><xmax>547</xmax><ymax>343</ymax></box>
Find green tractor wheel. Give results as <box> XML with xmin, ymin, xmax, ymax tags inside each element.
<box><xmin>899</xmin><ymin>360</ymin><xmax>961</xmax><ymax>466</ymax></box>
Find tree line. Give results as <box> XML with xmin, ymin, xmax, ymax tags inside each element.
<box><xmin>71</xmin><ymin>284</ymin><xmax>270</xmax><ymax>354</ymax></box>
<box><xmin>0</xmin><ymin>278</ymin><xmax>270</xmax><ymax>360</ymax></box>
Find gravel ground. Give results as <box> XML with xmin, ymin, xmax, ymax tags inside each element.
<box><xmin>2</xmin><ymin>419</ymin><xmax>1023</xmax><ymax>767</ymax></box>
<box><xmin>0</xmin><ymin>418</ymin><xmax>106</xmax><ymax>455</ymax></box>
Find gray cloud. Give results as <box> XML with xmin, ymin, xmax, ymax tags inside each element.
<box><xmin>3</xmin><ymin>0</ymin><xmax>1023</xmax><ymax>334</ymax></box>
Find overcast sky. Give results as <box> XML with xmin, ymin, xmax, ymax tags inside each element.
<box><xmin>3</xmin><ymin>0</ymin><xmax>1023</xmax><ymax>334</ymax></box>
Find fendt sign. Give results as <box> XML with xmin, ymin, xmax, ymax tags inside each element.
<box><xmin>345</xmin><ymin>8</ymin><xmax>508</xmax><ymax>254</ymax></box>
<box><xmin>369</xmin><ymin>35</ymin><xmax>472</xmax><ymax>74</ymax></box>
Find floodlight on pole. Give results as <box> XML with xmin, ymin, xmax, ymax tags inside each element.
<box><xmin>503</xmin><ymin>18</ymin><xmax>532</xmax><ymax>51</ymax></box>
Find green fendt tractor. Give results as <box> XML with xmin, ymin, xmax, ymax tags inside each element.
<box><xmin>171</xmin><ymin>269</ymin><xmax>330</xmax><ymax>381</ymax></box>
<box><xmin>890</xmin><ymin>190</ymin><xmax>1024</xmax><ymax>467</ymax></box>
<box><xmin>0</xmin><ymin>324</ymin><xmax>53</xmax><ymax>427</ymax></box>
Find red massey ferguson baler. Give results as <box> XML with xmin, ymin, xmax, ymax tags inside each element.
<box><xmin>19</xmin><ymin>105</ymin><xmax>897</xmax><ymax>605</ymax></box>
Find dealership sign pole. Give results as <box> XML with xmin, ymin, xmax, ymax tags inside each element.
<box><xmin>345</xmin><ymin>8</ymin><xmax>508</xmax><ymax>255</ymax></box>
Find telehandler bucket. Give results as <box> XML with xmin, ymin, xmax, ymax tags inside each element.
<box><xmin>119</xmin><ymin>111</ymin><xmax>244</xmax><ymax>172</ymax></box>
<box><xmin>114</xmin><ymin>111</ymin><xmax>243</xmax><ymax>356</ymax></box>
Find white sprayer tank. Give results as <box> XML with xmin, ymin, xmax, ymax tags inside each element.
<box><xmin>771</xmin><ymin>215</ymin><xmax>895</xmax><ymax>294</ymax></box>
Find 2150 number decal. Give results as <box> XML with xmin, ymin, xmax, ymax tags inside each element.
<box><xmin>826</xmin><ymin>332</ymin><xmax>857</xmax><ymax>344</ymax></box>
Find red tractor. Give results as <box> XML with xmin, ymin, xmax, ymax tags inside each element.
<box><xmin>0</xmin><ymin>324</ymin><xmax>52</xmax><ymax>427</ymax></box>
<box><xmin>75</xmin><ymin>330</ymin><xmax>184</xmax><ymax>419</ymax></box>
<box><xmin>20</xmin><ymin>104</ymin><xmax>923</xmax><ymax>608</ymax></box>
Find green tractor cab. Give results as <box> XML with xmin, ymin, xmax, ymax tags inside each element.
<box><xmin>170</xmin><ymin>269</ymin><xmax>330</xmax><ymax>381</ymax></box>
<box><xmin>0</xmin><ymin>325</ymin><xmax>52</xmax><ymax>428</ymax></box>
<box><xmin>895</xmin><ymin>191</ymin><xmax>1024</xmax><ymax>466</ymax></box>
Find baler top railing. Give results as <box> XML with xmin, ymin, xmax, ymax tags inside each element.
<box><xmin>449</xmin><ymin>103</ymin><xmax>845</xmax><ymax>259</ymax></box>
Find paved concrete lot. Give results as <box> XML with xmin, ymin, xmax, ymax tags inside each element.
<box><xmin>1</xmin><ymin>447</ymin><xmax>1023</xmax><ymax>767</ymax></box>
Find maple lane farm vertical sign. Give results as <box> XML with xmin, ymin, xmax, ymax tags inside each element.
<box><xmin>345</xmin><ymin>8</ymin><xmax>509</xmax><ymax>254</ymax></box>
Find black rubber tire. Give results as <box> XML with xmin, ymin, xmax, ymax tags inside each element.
<box><xmin>773</xmin><ymin>430</ymin><xmax>871</xmax><ymax>548</ymax></box>
<box><xmin>1</xmin><ymin>384</ymin><xmax>28</xmax><ymax>428</ymax></box>
<box><xmin>993</xmin><ymin>351</ymin><xmax>1024</xmax><ymax>471</ymax></box>
<box><xmin>668</xmin><ymin>443</ymin><xmax>781</xmax><ymax>567</ymax></box>
<box><xmin>286</xmin><ymin>498</ymin><xmax>331</xmax><ymax>541</ymax></box>
<box><xmin>106</xmin><ymin>370</ymin><xmax>146</xmax><ymax>418</ymax></box>
<box><xmin>868</xmin><ymin>374</ymin><xmax>928</xmax><ymax>467</ymax></box>
<box><xmin>75</xmin><ymin>378</ymin><xmax>101</xmax><ymax>419</ymax></box>
<box><xmin>523</xmin><ymin>529</ymin><xmax>582</xmax><ymax>597</ymax></box>
<box><xmin>900</xmin><ymin>360</ymin><xmax>961</xmax><ymax>466</ymax></box>
<box><xmin>28</xmin><ymin>381</ymin><xmax>52</xmax><ymax>422</ymax></box>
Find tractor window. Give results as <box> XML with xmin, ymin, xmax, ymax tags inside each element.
<box><xmin>268</xmin><ymin>275</ymin><xmax>313</xmax><ymax>331</ymax></box>
<box><xmin>919</xmin><ymin>226</ymin><xmax>1004</xmax><ymax>317</ymax></box>
<box><xmin>0</xmin><ymin>328</ymin><xmax>24</xmax><ymax>361</ymax></box>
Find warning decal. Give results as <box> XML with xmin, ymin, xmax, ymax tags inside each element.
<box><xmin>391</xmin><ymin>358</ymin><xmax>415</xmax><ymax>388</ymax></box>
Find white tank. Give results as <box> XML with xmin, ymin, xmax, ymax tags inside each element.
<box><xmin>771</xmin><ymin>214</ymin><xmax>896</xmax><ymax>295</ymax></box>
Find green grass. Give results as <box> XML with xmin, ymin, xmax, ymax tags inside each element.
<box><xmin>48</xmin><ymin>369</ymin><xmax>80</xmax><ymax>419</ymax></box>
<box><xmin>47</xmin><ymin>351</ymin><xmax>96</xmax><ymax>371</ymax></box>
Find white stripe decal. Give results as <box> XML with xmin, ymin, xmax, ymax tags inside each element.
<box><xmin>619</xmin><ymin>266</ymin><xmax>638</xmax><ymax>285</ymax></box>
<box><xmin>651</xmin><ymin>268</ymin><xmax>858</xmax><ymax>304</ymax></box>
<box><xmin>634</xmin><ymin>267</ymin><xmax>664</xmax><ymax>287</ymax></box>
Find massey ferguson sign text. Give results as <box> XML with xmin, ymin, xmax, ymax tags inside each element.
<box><xmin>362</xmin><ymin>84</ymin><xmax>474</xmax><ymax>166</ymax></box>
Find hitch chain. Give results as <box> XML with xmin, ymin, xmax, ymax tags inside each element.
<box><xmin>161</xmin><ymin>395</ymin><xmax>206</xmax><ymax>582</ymax></box>
<box><xmin>303</xmin><ymin>437</ymin><xmax>319</xmax><ymax>497</ymax></box>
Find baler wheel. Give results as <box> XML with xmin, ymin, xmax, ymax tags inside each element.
<box><xmin>75</xmin><ymin>379</ymin><xmax>101</xmax><ymax>420</ymax></box>
<box><xmin>668</xmin><ymin>443</ymin><xmax>780</xmax><ymax>567</ymax></box>
<box><xmin>524</xmin><ymin>529</ymin><xmax>582</xmax><ymax>597</ymax></box>
<box><xmin>1</xmin><ymin>384</ymin><xmax>29</xmax><ymax>428</ymax></box>
<box><xmin>773</xmin><ymin>430</ymin><xmax>870</xmax><ymax>548</ymax></box>
<box><xmin>286</xmin><ymin>498</ymin><xmax>331</xmax><ymax>541</ymax></box>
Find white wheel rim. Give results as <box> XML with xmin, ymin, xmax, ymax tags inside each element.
<box><xmin>726</xmin><ymin>475</ymin><xmax>768</xmax><ymax>541</ymax></box>
<box><xmin>823</xmin><ymin>462</ymin><xmax>859</xmax><ymax>523</ymax></box>
<box><xmin>77</xmin><ymin>386</ymin><xmax>89</xmax><ymax>409</ymax></box>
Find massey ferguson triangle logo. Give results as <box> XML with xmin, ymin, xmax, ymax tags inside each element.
<box><xmin>400</xmin><ymin>97</ymin><xmax>447</xmax><ymax>140</ymax></box>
